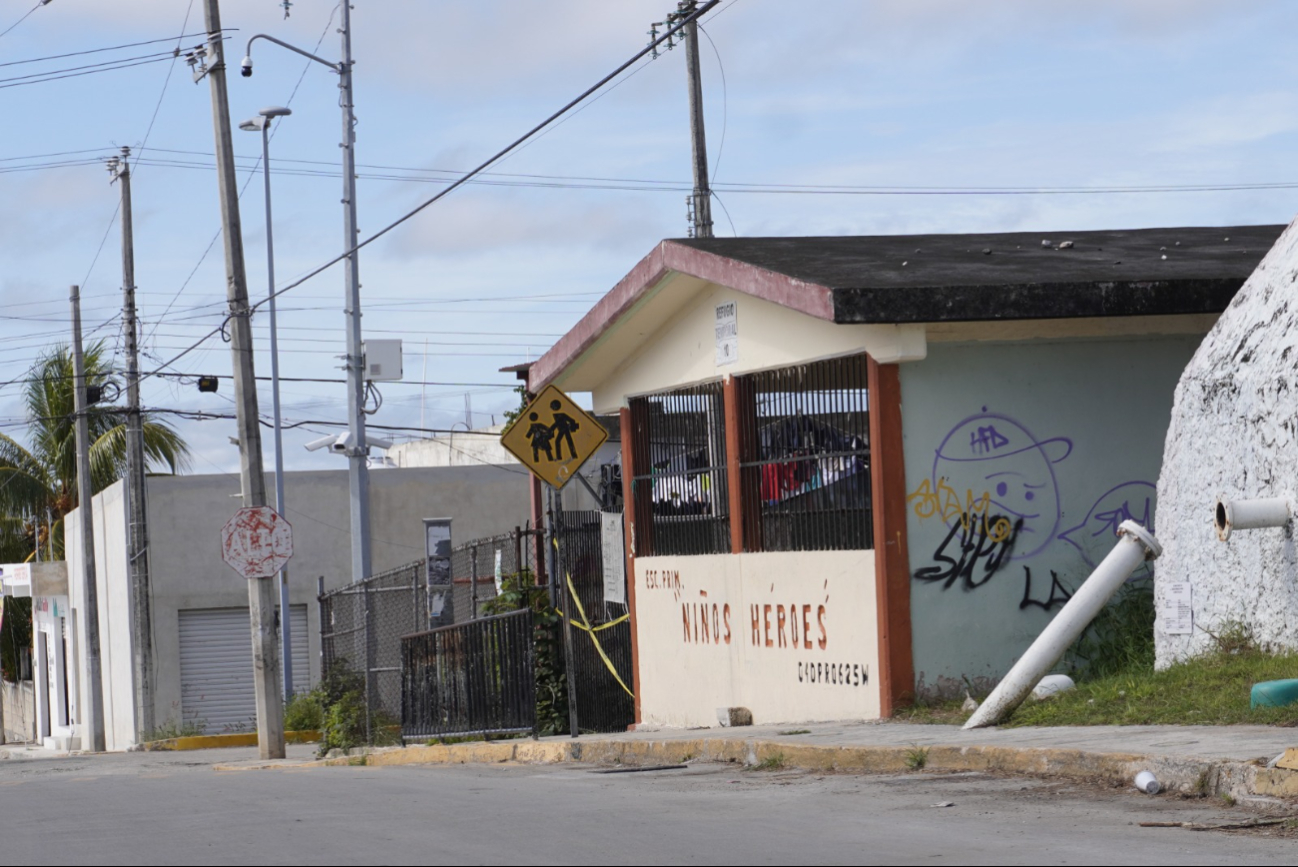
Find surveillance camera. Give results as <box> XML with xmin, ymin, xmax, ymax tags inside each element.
<box><xmin>240</xmin><ymin>56</ymin><xmax>253</xmax><ymax>77</ymax></box>
<box><xmin>304</xmin><ymin>434</ymin><xmax>336</xmax><ymax>452</ymax></box>
<box><xmin>331</xmin><ymin>432</ymin><xmax>354</xmax><ymax>453</ymax></box>
<box><xmin>367</xmin><ymin>435</ymin><xmax>394</xmax><ymax>451</ymax></box>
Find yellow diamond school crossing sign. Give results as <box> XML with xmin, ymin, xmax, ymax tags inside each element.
<box><xmin>501</xmin><ymin>385</ymin><xmax>608</xmax><ymax>489</ymax></box>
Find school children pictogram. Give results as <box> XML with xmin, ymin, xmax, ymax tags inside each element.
<box><xmin>501</xmin><ymin>384</ymin><xmax>608</xmax><ymax>489</ymax></box>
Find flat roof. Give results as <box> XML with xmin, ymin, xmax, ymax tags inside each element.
<box><xmin>672</xmin><ymin>225</ymin><xmax>1284</xmax><ymax>323</ymax></box>
<box><xmin>526</xmin><ymin>224</ymin><xmax>1286</xmax><ymax>391</ymax></box>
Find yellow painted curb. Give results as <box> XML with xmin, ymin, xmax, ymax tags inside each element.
<box><xmin>143</xmin><ymin>730</ymin><xmax>321</xmax><ymax>751</ymax></box>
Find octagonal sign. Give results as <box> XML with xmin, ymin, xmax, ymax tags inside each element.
<box><xmin>221</xmin><ymin>506</ymin><xmax>293</xmax><ymax>579</ymax></box>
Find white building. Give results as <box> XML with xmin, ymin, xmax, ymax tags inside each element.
<box><xmin>1156</xmin><ymin>219</ymin><xmax>1298</xmax><ymax>664</ymax></box>
<box><xmin>65</xmin><ymin>465</ymin><xmax>529</xmax><ymax>750</ymax></box>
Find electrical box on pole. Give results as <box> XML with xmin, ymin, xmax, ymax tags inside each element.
<box><xmin>362</xmin><ymin>339</ymin><xmax>403</xmax><ymax>382</ymax></box>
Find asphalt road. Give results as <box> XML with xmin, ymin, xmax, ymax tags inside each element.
<box><xmin>0</xmin><ymin>750</ymin><xmax>1293</xmax><ymax>865</ymax></box>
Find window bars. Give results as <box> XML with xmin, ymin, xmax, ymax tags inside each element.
<box><xmin>629</xmin><ymin>381</ymin><xmax>731</xmax><ymax>556</ymax></box>
<box><xmin>735</xmin><ymin>355</ymin><xmax>873</xmax><ymax>552</ymax></box>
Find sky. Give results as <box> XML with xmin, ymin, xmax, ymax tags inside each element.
<box><xmin>3</xmin><ymin>0</ymin><xmax>1298</xmax><ymax>477</ymax></box>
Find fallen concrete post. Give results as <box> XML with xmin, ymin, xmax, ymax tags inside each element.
<box><xmin>963</xmin><ymin>520</ymin><xmax>1161</xmax><ymax>730</ymax></box>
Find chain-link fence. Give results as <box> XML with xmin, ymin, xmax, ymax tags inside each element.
<box><xmin>319</xmin><ymin>560</ymin><xmax>427</xmax><ymax>736</ymax></box>
<box><xmin>319</xmin><ymin>527</ymin><xmax>542</xmax><ymax>742</ymax></box>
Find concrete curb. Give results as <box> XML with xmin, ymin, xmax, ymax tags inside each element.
<box><xmin>303</xmin><ymin>735</ymin><xmax>1298</xmax><ymax>799</ymax></box>
<box><xmin>142</xmin><ymin>730</ymin><xmax>321</xmax><ymax>751</ymax></box>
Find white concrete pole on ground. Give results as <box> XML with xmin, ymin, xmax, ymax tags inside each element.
<box><xmin>963</xmin><ymin>520</ymin><xmax>1161</xmax><ymax>730</ymax></box>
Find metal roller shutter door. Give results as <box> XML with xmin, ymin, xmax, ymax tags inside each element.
<box><xmin>178</xmin><ymin>606</ymin><xmax>309</xmax><ymax>734</ymax></box>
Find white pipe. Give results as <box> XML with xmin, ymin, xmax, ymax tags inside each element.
<box><xmin>963</xmin><ymin>520</ymin><xmax>1160</xmax><ymax>729</ymax></box>
<box><xmin>1214</xmin><ymin>497</ymin><xmax>1291</xmax><ymax>542</ymax></box>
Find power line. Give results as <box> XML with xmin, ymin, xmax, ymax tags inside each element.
<box><xmin>0</xmin><ymin>55</ymin><xmax>177</xmax><ymax>90</ymax></box>
<box><xmin>0</xmin><ymin>1</ymin><xmax>47</xmax><ymax>43</ymax></box>
<box><xmin>0</xmin><ymin>29</ymin><xmax>226</xmax><ymax>68</ymax></box>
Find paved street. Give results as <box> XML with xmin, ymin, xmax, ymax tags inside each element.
<box><xmin>0</xmin><ymin>749</ymin><xmax>1293</xmax><ymax>865</ymax></box>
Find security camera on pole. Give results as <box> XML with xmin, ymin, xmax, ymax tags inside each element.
<box><xmin>243</xmin><ymin>2</ymin><xmax>374</xmax><ymax>590</ymax></box>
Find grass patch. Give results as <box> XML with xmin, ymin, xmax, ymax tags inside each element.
<box><xmin>904</xmin><ymin>745</ymin><xmax>929</xmax><ymax>770</ymax></box>
<box><xmin>1007</xmin><ymin>647</ymin><xmax>1298</xmax><ymax>727</ymax></box>
<box><xmin>750</xmin><ymin>752</ymin><xmax>787</xmax><ymax>771</ymax></box>
<box><xmin>778</xmin><ymin>729</ymin><xmax>811</xmax><ymax>736</ymax></box>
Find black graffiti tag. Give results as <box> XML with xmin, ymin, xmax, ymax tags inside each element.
<box><xmin>1019</xmin><ymin>566</ymin><xmax>1073</xmax><ymax>611</ymax></box>
<box><xmin>913</xmin><ymin>515</ymin><xmax>1022</xmax><ymax>591</ymax></box>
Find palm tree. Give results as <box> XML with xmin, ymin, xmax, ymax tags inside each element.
<box><xmin>0</xmin><ymin>342</ymin><xmax>189</xmax><ymax>561</ymax></box>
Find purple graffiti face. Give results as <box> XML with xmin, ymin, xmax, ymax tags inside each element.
<box><xmin>931</xmin><ymin>413</ymin><xmax>1072</xmax><ymax>560</ymax></box>
<box><xmin>1059</xmin><ymin>481</ymin><xmax>1155</xmax><ymax>576</ymax></box>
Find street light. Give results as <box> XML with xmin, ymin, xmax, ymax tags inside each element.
<box><xmin>244</xmin><ymin>10</ymin><xmax>375</xmax><ymax>594</ymax></box>
<box><xmin>240</xmin><ymin>104</ymin><xmax>294</xmax><ymax>701</ymax></box>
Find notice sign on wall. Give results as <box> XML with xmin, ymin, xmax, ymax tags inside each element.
<box><xmin>715</xmin><ymin>301</ymin><xmax>738</xmax><ymax>366</ymax></box>
<box><xmin>600</xmin><ymin>512</ymin><xmax>627</xmax><ymax>605</ymax></box>
<box><xmin>1161</xmin><ymin>582</ymin><xmax>1193</xmax><ymax>635</ymax></box>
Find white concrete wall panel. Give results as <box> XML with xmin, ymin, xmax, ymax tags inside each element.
<box><xmin>634</xmin><ymin>550</ymin><xmax>879</xmax><ymax>728</ymax></box>
<box><xmin>591</xmin><ymin>283</ymin><xmax>925</xmax><ymax>413</ymax></box>
<box><xmin>1156</xmin><ymin>220</ymin><xmax>1298</xmax><ymax>665</ymax></box>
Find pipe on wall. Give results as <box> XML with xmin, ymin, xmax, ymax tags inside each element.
<box><xmin>963</xmin><ymin>520</ymin><xmax>1161</xmax><ymax>730</ymax></box>
<box><xmin>1214</xmin><ymin>497</ymin><xmax>1291</xmax><ymax>542</ymax></box>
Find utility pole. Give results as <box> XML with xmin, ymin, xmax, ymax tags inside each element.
<box><xmin>109</xmin><ymin>148</ymin><xmax>155</xmax><ymax>739</ymax></box>
<box><xmin>338</xmin><ymin>0</ymin><xmax>373</xmax><ymax>588</ymax></box>
<box><xmin>651</xmin><ymin>1</ymin><xmax>713</xmax><ymax>238</ymax></box>
<box><xmin>682</xmin><ymin>1</ymin><xmax>713</xmax><ymax>239</ymax></box>
<box><xmin>198</xmin><ymin>0</ymin><xmax>285</xmax><ymax>760</ymax></box>
<box><xmin>70</xmin><ymin>284</ymin><xmax>106</xmax><ymax>753</ymax></box>
<box><xmin>241</xmin><ymin>6</ymin><xmax>373</xmax><ymax>590</ymax></box>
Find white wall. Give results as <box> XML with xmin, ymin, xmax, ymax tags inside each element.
<box><xmin>590</xmin><ymin>283</ymin><xmax>924</xmax><ymax>413</ymax></box>
<box><xmin>66</xmin><ymin>481</ymin><xmax>136</xmax><ymax>751</ymax></box>
<box><xmin>633</xmin><ymin>550</ymin><xmax>879</xmax><ymax>728</ymax></box>
<box><xmin>1156</xmin><ymin>218</ymin><xmax>1298</xmax><ymax>664</ymax></box>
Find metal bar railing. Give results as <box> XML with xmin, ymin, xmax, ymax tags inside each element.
<box><xmin>400</xmin><ymin>607</ymin><xmax>536</xmax><ymax>740</ymax></box>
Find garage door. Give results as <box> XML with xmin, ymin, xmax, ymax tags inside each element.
<box><xmin>178</xmin><ymin>606</ymin><xmax>309</xmax><ymax>734</ymax></box>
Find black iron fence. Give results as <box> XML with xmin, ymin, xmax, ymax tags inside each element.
<box><xmin>401</xmin><ymin>608</ymin><xmax>536</xmax><ymax>740</ymax></box>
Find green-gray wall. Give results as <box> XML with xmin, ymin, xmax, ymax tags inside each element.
<box><xmin>898</xmin><ymin>335</ymin><xmax>1200</xmax><ymax>699</ymax></box>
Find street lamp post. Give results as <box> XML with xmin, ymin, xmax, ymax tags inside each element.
<box><xmin>240</xmin><ymin>105</ymin><xmax>294</xmax><ymax>701</ymax></box>
<box><xmin>243</xmin><ymin>6</ymin><xmax>374</xmax><ymax>592</ymax></box>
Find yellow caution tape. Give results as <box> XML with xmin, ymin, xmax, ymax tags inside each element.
<box><xmin>565</xmin><ymin>572</ymin><xmax>634</xmax><ymax>699</ymax></box>
<box><xmin>561</xmin><ymin>612</ymin><xmax>629</xmax><ymax>633</ymax></box>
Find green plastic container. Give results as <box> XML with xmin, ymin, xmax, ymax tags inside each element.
<box><xmin>1250</xmin><ymin>679</ymin><xmax>1298</xmax><ymax>709</ymax></box>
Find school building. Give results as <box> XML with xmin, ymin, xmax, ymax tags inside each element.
<box><xmin>523</xmin><ymin>225</ymin><xmax>1280</xmax><ymax>726</ymax></box>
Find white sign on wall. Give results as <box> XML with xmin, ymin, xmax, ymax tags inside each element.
<box><xmin>600</xmin><ymin>512</ymin><xmax>627</xmax><ymax>605</ymax></box>
<box><xmin>715</xmin><ymin>301</ymin><xmax>738</xmax><ymax>365</ymax></box>
<box><xmin>1161</xmin><ymin>582</ymin><xmax>1193</xmax><ymax>635</ymax></box>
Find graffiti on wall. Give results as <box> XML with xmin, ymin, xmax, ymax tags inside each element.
<box><xmin>910</xmin><ymin>408</ymin><xmax>1155</xmax><ymax>606</ymax></box>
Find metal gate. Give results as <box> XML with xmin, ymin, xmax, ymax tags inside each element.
<box><xmin>178</xmin><ymin>606</ymin><xmax>307</xmax><ymax>734</ymax></box>
<box><xmin>554</xmin><ymin>509</ymin><xmax>635</xmax><ymax>735</ymax></box>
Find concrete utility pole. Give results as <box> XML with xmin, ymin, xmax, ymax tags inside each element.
<box><xmin>338</xmin><ymin>0</ymin><xmax>373</xmax><ymax>588</ymax></box>
<box><xmin>682</xmin><ymin>2</ymin><xmax>713</xmax><ymax>239</ymax></box>
<box><xmin>109</xmin><ymin>148</ymin><xmax>155</xmax><ymax>739</ymax></box>
<box><xmin>70</xmin><ymin>284</ymin><xmax>105</xmax><ymax>753</ymax></box>
<box><xmin>198</xmin><ymin>0</ymin><xmax>285</xmax><ymax>760</ymax></box>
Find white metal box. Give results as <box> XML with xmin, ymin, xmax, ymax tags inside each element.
<box><xmin>362</xmin><ymin>339</ymin><xmax>404</xmax><ymax>382</ymax></box>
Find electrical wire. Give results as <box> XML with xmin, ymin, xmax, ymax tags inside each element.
<box><xmin>0</xmin><ymin>55</ymin><xmax>178</xmax><ymax>90</ymax></box>
<box><xmin>0</xmin><ymin>29</ymin><xmax>228</xmax><ymax>68</ymax></box>
<box><xmin>0</xmin><ymin>1</ymin><xmax>45</xmax><ymax>42</ymax></box>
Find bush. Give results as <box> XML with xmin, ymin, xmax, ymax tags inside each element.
<box><xmin>284</xmin><ymin>690</ymin><xmax>325</xmax><ymax>732</ymax></box>
<box><xmin>482</xmin><ymin>569</ymin><xmax>568</xmax><ymax>736</ymax></box>
<box><xmin>312</xmin><ymin>661</ymin><xmax>400</xmax><ymax>756</ymax></box>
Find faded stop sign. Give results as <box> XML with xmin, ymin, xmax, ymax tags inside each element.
<box><xmin>221</xmin><ymin>506</ymin><xmax>293</xmax><ymax>579</ymax></box>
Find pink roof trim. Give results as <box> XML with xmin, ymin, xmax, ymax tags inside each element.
<box><xmin>527</xmin><ymin>240</ymin><xmax>835</xmax><ymax>391</ymax></box>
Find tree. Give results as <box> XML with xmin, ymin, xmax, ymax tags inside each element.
<box><xmin>0</xmin><ymin>342</ymin><xmax>190</xmax><ymax>562</ymax></box>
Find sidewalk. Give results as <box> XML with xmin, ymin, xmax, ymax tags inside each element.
<box><xmin>217</xmin><ymin>719</ymin><xmax>1298</xmax><ymax>800</ymax></box>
